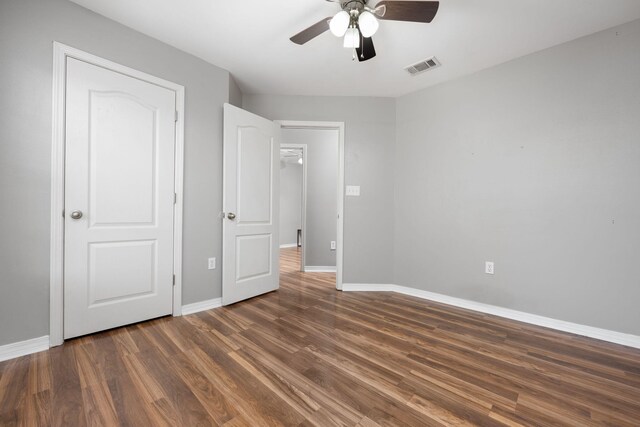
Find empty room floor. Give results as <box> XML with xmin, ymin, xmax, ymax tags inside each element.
<box><xmin>1</xmin><ymin>255</ymin><xmax>639</xmax><ymax>425</ymax></box>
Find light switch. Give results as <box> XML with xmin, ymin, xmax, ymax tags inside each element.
<box><xmin>346</xmin><ymin>185</ymin><xmax>360</xmax><ymax>196</ymax></box>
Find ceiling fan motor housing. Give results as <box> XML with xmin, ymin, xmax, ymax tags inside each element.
<box><xmin>340</xmin><ymin>0</ymin><xmax>367</xmax><ymax>11</ymax></box>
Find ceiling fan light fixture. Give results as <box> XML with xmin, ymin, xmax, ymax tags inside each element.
<box><xmin>343</xmin><ymin>27</ymin><xmax>360</xmax><ymax>49</ymax></box>
<box><xmin>358</xmin><ymin>11</ymin><xmax>379</xmax><ymax>38</ymax></box>
<box><xmin>329</xmin><ymin>10</ymin><xmax>350</xmax><ymax>37</ymax></box>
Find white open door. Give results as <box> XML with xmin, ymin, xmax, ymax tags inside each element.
<box><xmin>223</xmin><ymin>104</ymin><xmax>280</xmax><ymax>305</ymax></box>
<box><xmin>64</xmin><ymin>58</ymin><xmax>176</xmax><ymax>339</ymax></box>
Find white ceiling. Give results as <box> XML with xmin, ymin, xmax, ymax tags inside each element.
<box><xmin>69</xmin><ymin>0</ymin><xmax>640</xmax><ymax>97</ymax></box>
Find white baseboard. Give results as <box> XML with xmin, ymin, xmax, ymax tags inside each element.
<box><xmin>279</xmin><ymin>243</ymin><xmax>298</xmax><ymax>248</ymax></box>
<box><xmin>342</xmin><ymin>283</ymin><xmax>640</xmax><ymax>349</ymax></box>
<box><xmin>182</xmin><ymin>298</ymin><xmax>222</xmax><ymax>315</ymax></box>
<box><xmin>0</xmin><ymin>297</ymin><xmax>224</xmax><ymax>362</ymax></box>
<box><xmin>0</xmin><ymin>335</ymin><xmax>50</xmax><ymax>362</ymax></box>
<box><xmin>304</xmin><ymin>266</ymin><xmax>337</xmax><ymax>273</ymax></box>
<box><xmin>341</xmin><ymin>283</ymin><xmax>394</xmax><ymax>292</ymax></box>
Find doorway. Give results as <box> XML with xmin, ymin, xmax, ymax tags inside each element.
<box><xmin>279</xmin><ymin>145</ymin><xmax>305</xmax><ymax>274</ymax></box>
<box><xmin>277</xmin><ymin>122</ymin><xmax>345</xmax><ymax>290</ymax></box>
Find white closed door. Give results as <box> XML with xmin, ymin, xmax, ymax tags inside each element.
<box><xmin>223</xmin><ymin>104</ymin><xmax>280</xmax><ymax>305</ymax></box>
<box><xmin>64</xmin><ymin>58</ymin><xmax>176</xmax><ymax>339</ymax></box>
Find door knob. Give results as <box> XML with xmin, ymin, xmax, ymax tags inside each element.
<box><xmin>70</xmin><ymin>210</ymin><xmax>83</xmax><ymax>220</ymax></box>
<box><xmin>227</xmin><ymin>212</ymin><xmax>236</xmax><ymax>220</ymax></box>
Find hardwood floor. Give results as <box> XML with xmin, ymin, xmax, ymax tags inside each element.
<box><xmin>280</xmin><ymin>246</ymin><xmax>305</xmax><ymax>275</ymax></box>
<box><xmin>1</xmin><ymin>247</ymin><xmax>639</xmax><ymax>426</ymax></box>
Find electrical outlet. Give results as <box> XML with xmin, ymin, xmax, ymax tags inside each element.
<box><xmin>208</xmin><ymin>257</ymin><xmax>216</xmax><ymax>270</ymax></box>
<box><xmin>485</xmin><ymin>261</ymin><xmax>494</xmax><ymax>275</ymax></box>
<box><xmin>330</xmin><ymin>241</ymin><xmax>336</xmax><ymax>250</ymax></box>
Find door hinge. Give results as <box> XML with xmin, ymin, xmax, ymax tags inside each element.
<box><xmin>174</xmin><ymin>111</ymin><xmax>179</xmax><ymax>122</ymax></box>
<box><xmin>62</xmin><ymin>209</ymin><xmax>65</xmax><ymax>218</ymax></box>
<box><xmin>173</xmin><ymin>274</ymin><xmax>176</xmax><ymax>286</ymax></box>
<box><xmin>174</xmin><ymin>193</ymin><xmax>177</xmax><ymax>204</ymax></box>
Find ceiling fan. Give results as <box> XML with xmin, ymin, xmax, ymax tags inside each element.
<box><xmin>290</xmin><ymin>0</ymin><xmax>440</xmax><ymax>62</ymax></box>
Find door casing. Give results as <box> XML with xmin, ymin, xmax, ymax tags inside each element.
<box><xmin>49</xmin><ymin>42</ymin><xmax>185</xmax><ymax>347</ymax></box>
<box><xmin>276</xmin><ymin>121</ymin><xmax>345</xmax><ymax>290</ymax></box>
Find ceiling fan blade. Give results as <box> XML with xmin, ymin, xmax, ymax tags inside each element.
<box><xmin>290</xmin><ymin>17</ymin><xmax>332</xmax><ymax>45</ymax></box>
<box><xmin>375</xmin><ymin>1</ymin><xmax>439</xmax><ymax>23</ymax></box>
<box><xmin>356</xmin><ymin>30</ymin><xmax>376</xmax><ymax>62</ymax></box>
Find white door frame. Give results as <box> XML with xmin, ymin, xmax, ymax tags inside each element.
<box><xmin>276</xmin><ymin>121</ymin><xmax>345</xmax><ymax>290</ymax></box>
<box><xmin>280</xmin><ymin>144</ymin><xmax>308</xmax><ymax>272</ymax></box>
<box><xmin>49</xmin><ymin>42</ymin><xmax>185</xmax><ymax>346</ymax></box>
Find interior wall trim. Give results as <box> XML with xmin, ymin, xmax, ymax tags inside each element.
<box><xmin>342</xmin><ymin>283</ymin><xmax>640</xmax><ymax>349</ymax></box>
<box><xmin>1</xmin><ymin>294</ymin><xmax>223</xmax><ymax>361</ymax></box>
<box><xmin>304</xmin><ymin>266</ymin><xmax>338</xmax><ymax>273</ymax></box>
<box><xmin>276</xmin><ymin>121</ymin><xmax>345</xmax><ymax>291</ymax></box>
<box><xmin>0</xmin><ymin>336</ymin><xmax>50</xmax><ymax>363</ymax></box>
<box><xmin>279</xmin><ymin>243</ymin><xmax>298</xmax><ymax>249</ymax></box>
<box><xmin>182</xmin><ymin>298</ymin><xmax>223</xmax><ymax>316</ymax></box>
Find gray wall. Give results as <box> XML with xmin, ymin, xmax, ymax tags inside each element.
<box><xmin>279</xmin><ymin>157</ymin><xmax>302</xmax><ymax>246</ymax></box>
<box><xmin>228</xmin><ymin>75</ymin><xmax>243</xmax><ymax>108</ymax></box>
<box><xmin>395</xmin><ymin>20</ymin><xmax>640</xmax><ymax>335</ymax></box>
<box><xmin>243</xmin><ymin>96</ymin><xmax>396</xmax><ymax>284</ymax></box>
<box><xmin>0</xmin><ymin>0</ymin><xmax>229</xmax><ymax>345</ymax></box>
<box><xmin>282</xmin><ymin>129</ymin><xmax>339</xmax><ymax>268</ymax></box>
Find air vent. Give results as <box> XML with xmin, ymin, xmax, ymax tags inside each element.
<box><xmin>405</xmin><ymin>56</ymin><xmax>441</xmax><ymax>76</ymax></box>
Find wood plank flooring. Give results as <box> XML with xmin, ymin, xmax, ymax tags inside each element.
<box><xmin>1</xmin><ymin>247</ymin><xmax>639</xmax><ymax>426</ymax></box>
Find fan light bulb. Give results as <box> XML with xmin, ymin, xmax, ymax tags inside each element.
<box><xmin>329</xmin><ymin>11</ymin><xmax>350</xmax><ymax>37</ymax></box>
<box><xmin>343</xmin><ymin>27</ymin><xmax>360</xmax><ymax>49</ymax></box>
<box><xmin>358</xmin><ymin>11</ymin><xmax>379</xmax><ymax>38</ymax></box>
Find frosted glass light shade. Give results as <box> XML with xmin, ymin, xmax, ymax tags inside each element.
<box><xmin>330</xmin><ymin>11</ymin><xmax>350</xmax><ymax>37</ymax></box>
<box><xmin>358</xmin><ymin>11</ymin><xmax>379</xmax><ymax>38</ymax></box>
<box><xmin>343</xmin><ymin>27</ymin><xmax>360</xmax><ymax>48</ymax></box>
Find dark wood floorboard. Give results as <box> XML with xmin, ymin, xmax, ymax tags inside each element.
<box><xmin>1</xmin><ymin>247</ymin><xmax>639</xmax><ymax>426</ymax></box>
